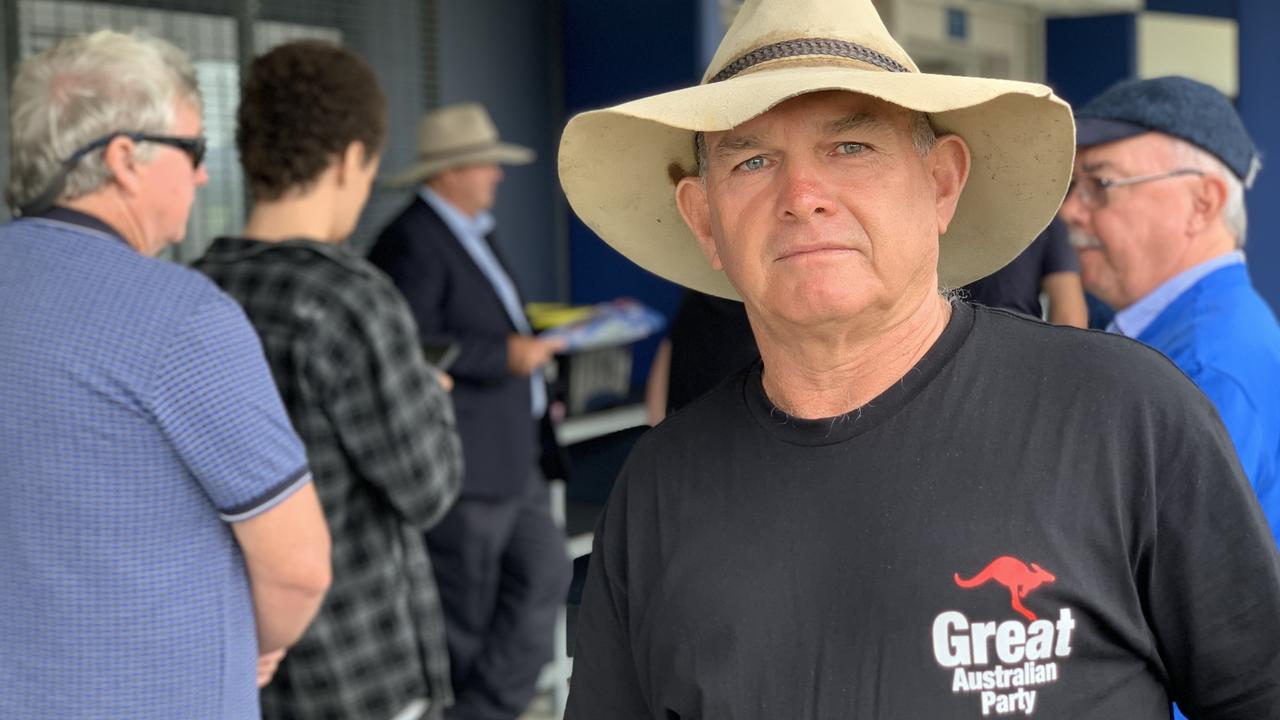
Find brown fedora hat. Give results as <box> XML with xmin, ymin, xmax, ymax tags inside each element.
<box><xmin>388</xmin><ymin>102</ymin><xmax>534</xmax><ymax>188</ymax></box>
<box><xmin>558</xmin><ymin>0</ymin><xmax>1075</xmax><ymax>299</ymax></box>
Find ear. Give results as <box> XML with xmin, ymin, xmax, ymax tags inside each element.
<box><xmin>928</xmin><ymin>134</ymin><xmax>971</xmax><ymax>236</ymax></box>
<box><xmin>101</xmin><ymin>135</ymin><xmax>145</xmax><ymax>197</ymax></box>
<box><xmin>1188</xmin><ymin>172</ymin><xmax>1229</xmax><ymax>235</ymax></box>
<box><xmin>431</xmin><ymin>167</ymin><xmax>458</xmax><ymax>193</ymax></box>
<box><xmin>336</xmin><ymin>141</ymin><xmax>367</xmax><ymax>186</ymax></box>
<box><xmin>674</xmin><ymin>175</ymin><xmax>722</xmax><ymax>271</ymax></box>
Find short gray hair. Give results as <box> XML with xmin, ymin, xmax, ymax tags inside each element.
<box><xmin>694</xmin><ymin>110</ymin><xmax>936</xmax><ymax>179</ymax></box>
<box><xmin>1168</xmin><ymin>135</ymin><xmax>1251</xmax><ymax>247</ymax></box>
<box><xmin>5</xmin><ymin>30</ymin><xmax>201</xmax><ymax>212</ymax></box>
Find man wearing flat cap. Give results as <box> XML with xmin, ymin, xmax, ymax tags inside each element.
<box><xmin>368</xmin><ymin>102</ymin><xmax>570</xmax><ymax>720</ymax></box>
<box><xmin>1061</xmin><ymin>76</ymin><xmax>1280</xmax><ymax>551</ymax></box>
<box><xmin>557</xmin><ymin>0</ymin><xmax>1280</xmax><ymax>717</ymax></box>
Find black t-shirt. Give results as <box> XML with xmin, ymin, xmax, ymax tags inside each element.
<box><xmin>666</xmin><ymin>291</ymin><xmax>759</xmax><ymax>414</ymax></box>
<box><xmin>962</xmin><ymin>218</ymin><xmax>1079</xmax><ymax>319</ymax></box>
<box><xmin>566</xmin><ymin>302</ymin><xmax>1280</xmax><ymax>720</ymax></box>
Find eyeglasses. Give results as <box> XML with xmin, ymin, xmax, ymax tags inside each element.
<box><xmin>1067</xmin><ymin>168</ymin><xmax>1204</xmax><ymax>209</ymax></box>
<box><xmin>135</xmin><ymin>133</ymin><xmax>207</xmax><ymax>168</ymax></box>
<box><xmin>16</xmin><ymin>131</ymin><xmax>207</xmax><ymax>217</ymax></box>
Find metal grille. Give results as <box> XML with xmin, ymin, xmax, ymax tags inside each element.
<box><xmin>2</xmin><ymin>0</ymin><xmax>433</xmax><ymax>258</ymax></box>
<box><xmin>0</xmin><ymin>1</ymin><xmax>13</xmax><ymax>224</ymax></box>
<box><xmin>421</xmin><ymin>0</ymin><xmax>439</xmax><ymax>109</ymax></box>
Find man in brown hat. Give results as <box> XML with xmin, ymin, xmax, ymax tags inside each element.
<box><xmin>368</xmin><ymin>102</ymin><xmax>571</xmax><ymax>720</ymax></box>
<box><xmin>557</xmin><ymin>0</ymin><xmax>1280</xmax><ymax>718</ymax></box>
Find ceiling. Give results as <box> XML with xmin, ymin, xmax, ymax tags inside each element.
<box><xmin>980</xmin><ymin>0</ymin><xmax>1143</xmax><ymax>15</ymax></box>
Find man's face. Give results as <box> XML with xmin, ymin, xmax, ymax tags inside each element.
<box><xmin>443</xmin><ymin>163</ymin><xmax>504</xmax><ymax>216</ymax></box>
<box><xmin>133</xmin><ymin>100</ymin><xmax>208</xmax><ymax>255</ymax></box>
<box><xmin>675</xmin><ymin>91</ymin><xmax>968</xmax><ymax>332</ymax></box>
<box><xmin>1059</xmin><ymin>133</ymin><xmax>1201</xmax><ymax>310</ymax></box>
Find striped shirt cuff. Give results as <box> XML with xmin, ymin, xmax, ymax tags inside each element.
<box><xmin>220</xmin><ymin>466</ymin><xmax>314</xmax><ymax>523</ymax></box>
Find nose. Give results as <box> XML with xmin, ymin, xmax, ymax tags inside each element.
<box><xmin>777</xmin><ymin>157</ymin><xmax>834</xmax><ymax>220</ymax></box>
<box><xmin>194</xmin><ymin>163</ymin><xmax>209</xmax><ymax>187</ymax></box>
<box><xmin>1058</xmin><ymin>183</ymin><xmax>1088</xmax><ymax>230</ymax></box>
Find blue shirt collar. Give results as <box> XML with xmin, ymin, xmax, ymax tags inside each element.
<box><xmin>26</xmin><ymin>206</ymin><xmax>129</xmax><ymax>247</ymax></box>
<box><xmin>418</xmin><ymin>187</ymin><xmax>496</xmax><ymax>239</ymax></box>
<box><xmin>1110</xmin><ymin>250</ymin><xmax>1246</xmax><ymax>338</ymax></box>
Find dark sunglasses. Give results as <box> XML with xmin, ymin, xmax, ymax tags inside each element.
<box><xmin>17</xmin><ymin>131</ymin><xmax>207</xmax><ymax>218</ymax></box>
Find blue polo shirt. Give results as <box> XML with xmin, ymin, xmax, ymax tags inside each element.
<box><xmin>0</xmin><ymin>210</ymin><xmax>311</xmax><ymax>718</ymax></box>
<box><xmin>1130</xmin><ymin>261</ymin><xmax>1280</xmax><ymax>546</ymax></box>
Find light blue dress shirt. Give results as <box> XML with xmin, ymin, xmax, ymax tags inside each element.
<box><xmin>419</xmin><ymin>188</ymin><xmax>546</xmax><ymax>418</ymax></box>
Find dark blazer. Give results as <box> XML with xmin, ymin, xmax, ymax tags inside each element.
<box><xmin>368</xmin><ymin>197</ymin><xmax>539</xmax><ymax>499</ymax></box>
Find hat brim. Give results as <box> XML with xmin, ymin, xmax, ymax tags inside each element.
<box><xmin>558</xmin><ymin>65</ymin><xmax>1075</xmax><ymax>299</ymax></box>
<box><xmin>386</xmin><ymin>142</ymin><xmax>535</xmax><ymax>188</ymax></box>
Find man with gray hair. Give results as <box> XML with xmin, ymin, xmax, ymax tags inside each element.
<box><xmin>0</xmin><ymin>30</ymin><xmax>332</xmax><ymax>718</ymax></box>
<box><xmin>1060</xmin><ymin>76</ymin><xmax>1280</xmax><ymax>552</ymax></box>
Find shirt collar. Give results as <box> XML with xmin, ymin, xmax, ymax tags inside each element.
<box><xmin>418</xmin><ymin>187</ymin><xmax>496</xmax><ymax>238</ymax></box>
<box><xmin>27</xmin><ymin>206</ymin><xmax>129</xmax><ymax>247</ymax></box>
<box><xmin>1110</xmin><ymin>250</ymin><xmax>1246</xmax><ymax>338</ymax></box>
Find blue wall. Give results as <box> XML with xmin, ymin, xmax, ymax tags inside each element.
<box><xmin>561</xmin><ymin>0</ymin><xmax>719</xmax><ymax>385</ymax></box>
<box><xmin>1236</xmin><ymin>0</ymin><xmax>1280</xmax><ymax>313</ymax></box>
<box><xmin>1045</xmin><ymin>14</ymin><xmax>1136</xmax><ymax>108</ymax></box>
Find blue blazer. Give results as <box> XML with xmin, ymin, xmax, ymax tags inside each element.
<box><xmin>1139</xmin><ymin>263</ymin><xmax>1280</xmax><ymax>546</ymax></box>
<box><xmin>368</xmin><ymin>197</ymin><xmax>540</xmax><ymax>499</ymax></box>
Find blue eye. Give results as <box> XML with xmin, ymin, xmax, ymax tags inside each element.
<box><xmin>738</xmin><ymin>156</ymin><xmax>767</xmax><ymax>171</ymax></box>
<box><xmin>837</xmin><ymin>142</ymin><xmax>867</xmax><ymax>155</ymax></box>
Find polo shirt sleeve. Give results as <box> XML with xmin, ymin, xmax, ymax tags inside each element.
<box><xmin>150</xmin><ymin>293</ymin><xmax>311</xmax><ymax>522</ymax></box>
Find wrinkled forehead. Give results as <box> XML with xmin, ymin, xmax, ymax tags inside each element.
<box><xmin>1075</xmin><ymin>131</ymin><xmax>1173</xmax><ymax>172</ymax></box>
<box><xmin>708</xmin><ymin>90</ymin><xmax>912</xmax><ymax>146</ymax></box>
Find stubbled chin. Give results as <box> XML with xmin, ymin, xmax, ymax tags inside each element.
<box><xmin>771</xmin><ymin>284</ymin><xmax>877</xmax><ymax>324</ymax></box>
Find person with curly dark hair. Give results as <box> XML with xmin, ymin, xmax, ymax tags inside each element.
<box><xmin>194</xmin><ymin>40</ymin><xmax>464</xmax><ymax>720</ymax></box>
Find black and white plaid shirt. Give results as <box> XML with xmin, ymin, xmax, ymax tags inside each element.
<box><xmin>197</xmin><ymin>237</ymin><xmax>463</xmax><ymax>720</ymax></box>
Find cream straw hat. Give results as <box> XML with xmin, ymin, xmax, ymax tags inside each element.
<box><xmin>388</xmin><ymin>102</ymin><xmax>534</xmax><ymax>187</ymax></box>
<box><xmin>558</xmin><ymin>0</ymin><xmax>1075</xmax><ymax>298</ymax></box>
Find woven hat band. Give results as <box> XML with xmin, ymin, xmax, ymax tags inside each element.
<box><xmin>709</xmin><ymin>37</ymin><xmax>910</xmax><ymax>83</ymax></box>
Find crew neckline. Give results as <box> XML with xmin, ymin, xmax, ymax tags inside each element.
<box><xmin>743</xmin><ymin>300</ymin><xmax>975</xmax><ymax>446</ymax></box>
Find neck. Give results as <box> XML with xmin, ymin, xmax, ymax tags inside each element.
<box><xmin>62</xmin><ymin>192</ymin><xmax>150</xmax><ymax>254</ymax></box>
<box><xmin>1118</xmin><ymin>225</ymin><xmax>1239</xmax><ymax>309</ymax></box>
<box><xmin>753</xmin><ymin>290</ymin><xmax>953</xmax><ymax>419</ymax></box>
<box><xmin>1172</xmin><ymin>225</ymin><xmax>1238</xmax><ymax>276</ymax></box>
<box><xmin>243</xmin><ymin>191</ymin><xmax>339</xmax><ymax>243</ymax></box>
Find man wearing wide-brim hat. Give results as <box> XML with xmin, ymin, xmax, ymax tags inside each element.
<box><xmin>368</xmin><ymin>102</ymin><xmax>571</xmax><ymax>720</ymax></box>
<box><xmin>559</xmin><ymin>0</ymin><xmax>1280</xmax><ymax>717</ymax></box>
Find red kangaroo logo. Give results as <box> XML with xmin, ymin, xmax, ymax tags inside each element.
<box><xmin>954</xmin><ymin>556</ymin><xmax>1056</xmax><ymax>621</ymax></box>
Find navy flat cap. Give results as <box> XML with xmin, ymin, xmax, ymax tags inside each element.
<box><xmin>1075</xmin><ymin>75</ymin><xmax>1261</xmax><ymax>187</ymax></box>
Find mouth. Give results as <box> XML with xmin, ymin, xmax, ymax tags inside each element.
<box><xmin>776</xmin><ymin>245</ymin><xmax>857</xmax><ymax>262</ymax></box>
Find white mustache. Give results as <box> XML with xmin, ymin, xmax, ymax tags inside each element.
<box><xmin>1067</xmin><ymin>228</ymin><xmax>1102</xmax><ymax>250</ymax></box>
